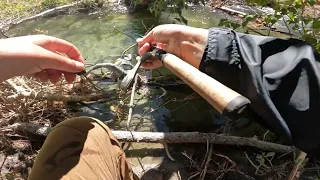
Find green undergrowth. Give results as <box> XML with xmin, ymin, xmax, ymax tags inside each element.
<box><xmin>0</xmin><ymin>0</ymin><xmax>106</xmax><ymax>23</ymax></box>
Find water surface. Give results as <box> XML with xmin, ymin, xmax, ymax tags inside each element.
<box><xmin>8</xmin><ymin>4</ymin><xmax>247</xmax><ymax>134</ymax></box>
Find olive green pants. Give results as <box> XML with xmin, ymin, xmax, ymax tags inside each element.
<box><xmin>28</xmin><ymin>117</ymin><xmax>138</xmax><ymax>180</ymax></box>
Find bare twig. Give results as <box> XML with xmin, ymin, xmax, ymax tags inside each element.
<box><xmin>244</xmin><ymin>152</ymin><xmax>264</xmax><ymax>175</ymax></box>
<box><xmin>126</xmin><ymin>74</ymin><xmax>139</xmax><ymax>128</ymax></box>
<box><xmin>187</xmin><ymin>172</ymin><xmax>200</xmax><ymax>180</ymax></box>
<box><xmin>201</xmin><ymin>139</ymin><xmax>210</xmax><ymax>167</ymax></box>
<box><xmin>200</xmin><ymin>143</ymin><xmax>213</xmax><ymax>180</ymax></box>
<box><xmin>263</xmin><ymin>130</ymin><xmax>269</xmax><ymax>141</ymax></box>
<box><xmin>164</xmin><ymin>143</ymin><xmax>175</xmax><ymax>161</ymax></box>
<box><xmin>282</xmin><ymin>16</ymin><xmax>292</xmax><ymax>38</ymax></box>
<box><xmin>215</xmin><ymin>153</ymin><xmax>237</xmax><ymax>169</ymax></box>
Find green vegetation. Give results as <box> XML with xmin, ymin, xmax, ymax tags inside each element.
<box><xmin>132</xmin><ymin>0</ymin><xmax>319</xmax><ymax>51</ymax></box>
<box><xmin>0</xmin><ymin>0</ymin><xmax>105</xmax><ymax>22</ymax></box>
<box><xmin>219</xmin><ymin>0</ymin><xmax>320</xmax><ymax>51</ymax></box>
<box><xmin>132</xmin><ymin>0</ymin><xmax>206</xmax><ymax>24</ymax></box>
<box><xmin>0</xmin><ymin>0</ymin><xmax>69</xmax><ymax>20</ymax></box>
<box><xmin>1</xmin><ymin>0</ymin><xmax>318</xmax><ymax>51</ymax></box>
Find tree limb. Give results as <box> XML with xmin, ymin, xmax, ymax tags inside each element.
<box><xmin>9</xmin><ymin>122</ymin><xmax>296</xmax><ymax>153</ymax></box>
<box><xmin>12</xmin><ymin>2</ymin><xmax>81</xmax><ymax>26</ymax></box>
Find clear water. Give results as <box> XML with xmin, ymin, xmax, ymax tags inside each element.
<box><xmin>8</xmin><ymin>4</ymin><xmax>247</xmax><ymax>133</ymax></box>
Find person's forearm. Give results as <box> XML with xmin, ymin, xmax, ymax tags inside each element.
<box><xmin>199</xmin><ymin>27</ymin><xmax>320</xmax><ymax>154</ymax></box>
<box><xmin>0</xmin><ymin>45</ymin><xmax>14</xmax><ymax>82</ymax></box>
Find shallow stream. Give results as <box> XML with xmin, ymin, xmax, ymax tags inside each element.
<box><xmin>8</xmin><ymin>3</ymin><xmax>259</xmax><ymax>136</ymax></box>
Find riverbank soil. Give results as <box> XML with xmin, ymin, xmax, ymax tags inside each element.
<box><xmin>1</xmin><ymin>0</ymin><xmax>320</xmax><ymax>180</ymax></box>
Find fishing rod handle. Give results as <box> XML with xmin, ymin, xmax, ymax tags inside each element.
<box><xmin>158</xmin><ymin>52</ymin><xmax>251</xmax><ymax>119</ymax></box>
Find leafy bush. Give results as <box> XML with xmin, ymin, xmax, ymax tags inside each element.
<box><xmin>41</xmin><ymin>0</ymin><xmax>73</xmax><ymax>9</ymax></box>
<box><xmin>79</xmin><ymin>0</ymin><xmax>105</xmax><ymax>8</ymax></box>
<box><xmin>219</xmin><ymin>0</ymin><xmax>320</xmax><ymax>51</ymax></box>
<box><xmin>132</xmin><ymin>0</ymin><xmax>319</xmax><ymax>51</ymax></box>
<box><xmin>0</xmin><ymin>0</ymin><xmax>72</xmax><ymax>20</ymax></box>
<box><xmin>0</xmin><ymin>0</ymin><xmax>105</xmax><ymax>22</ymax></box>
<box><xmin>0</xmin><ymin>0</ymin><xmax>38</xmax><ymax>20</ymax></box>
<box><xmin>132</xmin><ymin>0</ymin><xmax>205</xmax><ymax>24</ymax></box>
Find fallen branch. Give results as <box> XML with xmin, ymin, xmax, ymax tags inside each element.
<box><xmin>9</xmin><ymin>122</ymin><xmax>295</xmax><ymax>153</ymax></box>
<box><xmin>218</xmin><ymin>6</ymin><xmax>247</xmax><ymax>17</ymax></box>
<box><xmin>11</xmin><ymin>2</ymin><xmax>82</xmax><ymax>27</ymax></box>
<box><xmin>200</xmin><ymin>143</ymin><xmax>213</xmax><ymax>180</ymax></box>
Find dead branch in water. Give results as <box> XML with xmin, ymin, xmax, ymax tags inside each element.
<box><xmin>8</xmin><ymin>122</ymin><xmax>295</xmax><ymax>154</ymax></box>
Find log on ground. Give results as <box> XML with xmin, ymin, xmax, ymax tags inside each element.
<box><xmin>9</xmin><ymin>122</ymin><xmax>295</xmax><ymax>154</ymax></box>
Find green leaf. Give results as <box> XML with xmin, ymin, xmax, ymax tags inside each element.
<box><xmin>313</xmin><ymin>19</ymin><xmax>320</xmax><ymax>29</ymax></box>
<box><xmin>306</xmin><ymin>0</ymin><xmax>315</xmax><ymax>6</ymax></box>
<box><xmin>242</xmin><ymin>20</ymin><xmax>250</xmax><ymax>28</ymax></box>
<box><xmin>231</xmin><ymin>22</ymin><xmax>241</xmax><ymax>29</ymax></box>
<box><xmin>259</xmin><ymin>158</ymin><xmax>265</xmax><ymax>165</ymax></box>
<box><xmin>303</xmin><ymin>34</ymin><xmax>317</xmax><ymax>45</ymax></box>
<box><xmin>270</xmin><ymin>18</ymin><xmax>277</xmax><ymax>25</ymax></box>
<box><xmin>218</xmin><ymin>19</ymin><xmax>228</xmax><ymax>26</ymax></box>
<box><xmin>274</xmin><ymin>13</ymin><xmax>282</xmax><ymax>19</ymax></box>
<box><xmin>287</xmin><ymin>7</ymin><xmax>297</xmax><ymax>14</ymax></box>
<box><xmin>287</xmin><ymin>13</ymin><xmax>295</xmax><ymax>20</ymax></box>
<box><xmin>280</xmin><ymin>8</ymin><xmax>287</xmax><ymax>15</ymax></box>
<box><xmin>316</xmin><ymin>42</ymin><xmax>320</xmax><ymax>52</ymax></box>
<box><xmin>303</xmin><ymin>19</ymin><xmax>312</xmax><ymax>25</ymax></box>
<box><xmin>292</xmin><ymin>24</ymin><xmax>299</xmax><ymax>30</ymax></box>
<box><xmin>294</xmin><ymin>3</ymin><xmax>302</xmax><ymax>8</ymax></box>
<box><xmin>265</xmin><ymin>152</ymin><xmax>275</xmax><ymax>158</ymax></box>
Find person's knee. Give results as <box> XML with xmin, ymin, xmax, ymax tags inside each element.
<box><xmin>52</xmin><ymin>116</ymin><xmax>119</xmax><ymax>146</ymax></box>
<box><xmin>52</xmin><ymin>116</ymin><xmax>109</xmax><ymax>134</ymax></box>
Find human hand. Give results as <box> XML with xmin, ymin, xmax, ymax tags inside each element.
<box><xmin>136</xmin><ymin>24</ymin><xmax>208</xmax><ymax>69</ymax></box>
<box><xmin>0</xmin><ymin>35</ymin><xmax>85</xmax><ymax>83</ymax></box>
